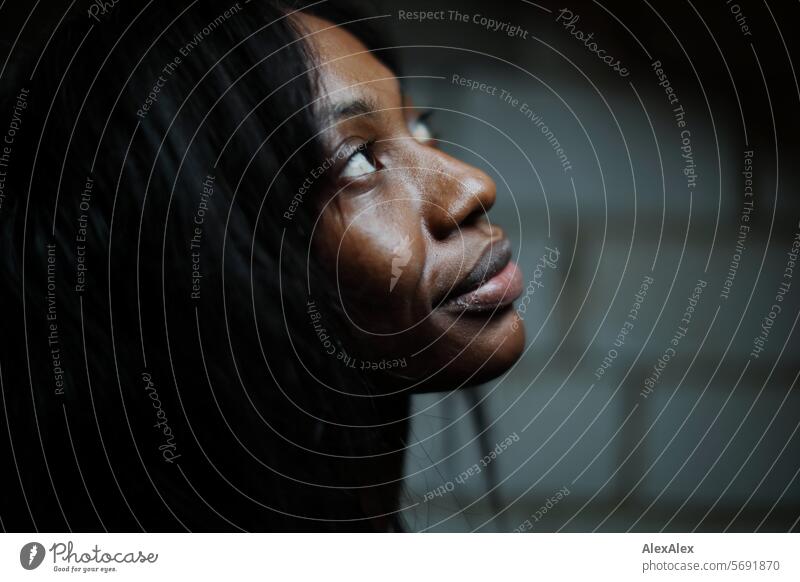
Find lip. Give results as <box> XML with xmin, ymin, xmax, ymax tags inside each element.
<box><xmin>440</xmin><ymin>238</ymin><xmax>524</xmax><ymax>313</ymax></box>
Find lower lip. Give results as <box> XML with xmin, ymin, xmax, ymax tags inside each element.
<box><xmin>449</xmin><ymin>261</ymin><xmax>524</xmax><ymax>312</ymax></box>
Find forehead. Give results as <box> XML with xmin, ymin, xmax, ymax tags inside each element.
<box><xmin>294</xmin><ymin>12</ymin><xmax>400</xmax><ymax>107</ymax></box>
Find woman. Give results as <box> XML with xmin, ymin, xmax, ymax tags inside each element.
<box><xmin>0</xmin><ymin>0</ymin><xmax>524</xmax><ymax>531</ymax></box>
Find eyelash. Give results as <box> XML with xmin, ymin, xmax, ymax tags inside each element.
<box><xmin>416</xmin><ymin>109</ymin><xmax>435</xmax><ymax>126</ymax></box>
<box><xmin>338</xmin><ymin>111</ymin><xmax>439</xmax><ymax>180</ymax></box>
<box><xmin>411</xmin><ymin>110</ymin><xmax>438</xmax><ymax>144</ymax></box>
<box><xmin>340</xmin><ymin>139</ymin><xmax>379</xmax><ymax>179</ymax></box>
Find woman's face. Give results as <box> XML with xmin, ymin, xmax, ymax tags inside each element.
<box><xmin>298</xmin><ymin>13</ymin><xmax>525</xmax><ymax>391</ymax></box>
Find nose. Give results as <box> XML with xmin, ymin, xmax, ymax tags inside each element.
<box><xmin>422</xmin><ymin>149</ymin><xmax>497</xmax><ymax>240</ymax></box>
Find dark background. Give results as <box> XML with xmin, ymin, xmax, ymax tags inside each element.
<box><xmin>376</xmin><ymin>0</ymin><xmax>800</xmax><ymax>531</ymax></box>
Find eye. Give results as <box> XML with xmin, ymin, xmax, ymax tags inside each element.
<box><xmin>341</xmin><ymin>143</ymin><xmax>378</xmax><ymax>179</ymax></box>
<box><xmin>409</xmin><ymin>110</ymin><xmax>436</xmax><ymax>145</ymax></box>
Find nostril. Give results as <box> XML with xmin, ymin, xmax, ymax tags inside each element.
<box><xmin>423</xmin><ymin>154</ymin><xmax>497</xmax><ymax>240</ymax></box>
<box><xmin>461</xmin><ymin>206</ymin><xmax>491</xmax><ymax>227</ymax></box>
<box><xmin>434</xmin><ymin>208</ymin><xmax>493</xmax><ymax>244</ymax></box>
<box><xmin>428</xmin><ymin>201</ymin><xmax>487</xmax><ymax>241</ymax></box>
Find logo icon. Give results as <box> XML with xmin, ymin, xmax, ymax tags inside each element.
<box><xmin>390</xmin><ymin>235</ymin><xmax>413</xmax><ymax>292</ymax></box>
<box><xmin>20</xmin><ymin>542</ymin><xmax>46</xmax><ymax>570</ymax></box>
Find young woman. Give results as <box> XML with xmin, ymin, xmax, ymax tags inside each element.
<box><xmin>0</xmin><ymin>0</ymin><xmax>524</xmax><ymax>531</ymax></box>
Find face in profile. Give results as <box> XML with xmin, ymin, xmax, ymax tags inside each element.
<box><xmin>297</xmin><ymin>14</ymin><xmax>526</xmax><ymax>391</ymax></box>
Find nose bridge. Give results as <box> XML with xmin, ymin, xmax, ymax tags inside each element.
<box><xmin>418</xmin><ymin>146</ymin><xmax>497</xmax><ymax>238</ymax></box>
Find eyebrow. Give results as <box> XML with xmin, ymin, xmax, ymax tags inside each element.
<box><xmin>328</xmin><ymin>96</ymin><xmax>381</xmax><ymax>123</ymax></box>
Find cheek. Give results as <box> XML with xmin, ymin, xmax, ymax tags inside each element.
<box><xmin>318</xmin><ymin>198</ymin><xmax>427</xmax><ymax>307</ymax></box>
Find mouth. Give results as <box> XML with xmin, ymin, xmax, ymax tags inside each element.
<box><xmin>440</xmin><ymin>238</ymin><xmax>524</xmax><ymax>313</ymax></box>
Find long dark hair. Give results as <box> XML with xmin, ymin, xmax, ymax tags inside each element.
<box><xmin>0</xmin><ymin>0</ymin><xmax>409</xmax><ymax>531</ymax></box>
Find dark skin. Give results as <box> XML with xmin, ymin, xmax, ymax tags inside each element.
<box><xmin>298</xmin><ymin>13</ymin><xmax>526</xmax><ymax>396</ymax></box>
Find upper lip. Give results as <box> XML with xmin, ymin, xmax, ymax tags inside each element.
<box><xmin>440</xmin><ymin>238</ymin><xmax>512</xmax><ymax>305</ymax></box>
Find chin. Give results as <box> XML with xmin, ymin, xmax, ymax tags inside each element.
<box><xmin>417</xmin><ymin>308</ymin><xmax>526</xmax><ymax>391</ymax></box>
<box><xmin>465</xmin><ymin>309</ymin><xmax>526</xmax><ymax>385</ymax></box>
